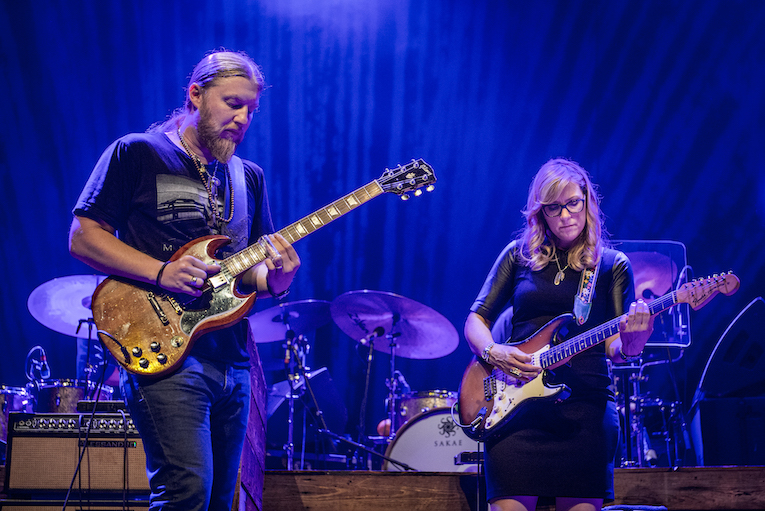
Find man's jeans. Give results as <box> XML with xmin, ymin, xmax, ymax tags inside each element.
<box><xmin>121</xmin><ymin>355</ymin><xmax>250</xmax><ymax>511</ymax></box>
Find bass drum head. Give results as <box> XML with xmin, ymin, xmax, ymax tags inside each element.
<box><xmin>383</xmin><ymin>407</ymin><xmax>478</xmax><ymax>472</ymax></box>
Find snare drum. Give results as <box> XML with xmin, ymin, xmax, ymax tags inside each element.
<box><xmin>1</xmin><ymin>386</ymin><xmax>33</xmax><ymax>442</ymax></box>
<box><xmin>29</xmin><ymin>379</ymin><xmax>113</xmax><ymax>413</ymax></box>
<box><xmin>395</xmin><ymin>390</ymin><xmax>457</xmax><ymax>430</ymax></box>
<box><xmin>384</xmin><ymin>408</ymin><xmax>477</xmax><ymax>472</ymax></box>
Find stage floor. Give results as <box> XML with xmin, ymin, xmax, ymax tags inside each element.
<box><xmin>2</xmin><ymin>465</ymin><xmax>763</xmax><ymax>510</ymax></box>
<box><xmin>262</xmin><ymin>466</ymin><xmax>765</xmax><ymax>511</ymax></box>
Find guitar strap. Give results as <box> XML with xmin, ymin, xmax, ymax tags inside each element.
<box><xmin>218</xmin><ymin>156</ymin><xmax>249</xmax><ymax>254</ymax></box>
<box><xmin>574</xmin><ymin>256</ymin><xmax>601</xmax><ymax>325</ymax></box>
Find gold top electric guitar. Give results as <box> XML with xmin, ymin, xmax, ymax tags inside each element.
<box><xmin>91</xmin><ymin>159</ymin><xmax>436</xmax><ymax>377</ymax></box>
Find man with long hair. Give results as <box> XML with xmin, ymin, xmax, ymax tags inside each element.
<box><xmin>70</xmin><ymin>50</ymin><xmax>299</xmax><ymax>510</ymax></box>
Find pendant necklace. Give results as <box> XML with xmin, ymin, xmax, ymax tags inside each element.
<box><xmin>177</xmin><ymin>129</ymin><xmax>234</xmax><ymax>225</ymax></box>
<box><xmin>554</xmin><ymin>255</ymin><xmax>569</xmax><ymax>286</ymax></box>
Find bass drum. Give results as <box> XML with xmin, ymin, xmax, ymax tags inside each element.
<box><xmin>29</xmin><ymin>379</ymin><xmax>113</xmax><ymax>413</ymax></box>
<box><xmin>1</xmin><ymin>386</ymin><xmax>33</xmax><ymax>443</ymax></box>
<box><xmin>395</xmin><ymin>389</ymin><xmax>457</xmax><ymax>430</ymax></box>
<box><xmin>384</xmin><ymin>408</ymin><xmax>478</xmax><ymax>472</ymax></box>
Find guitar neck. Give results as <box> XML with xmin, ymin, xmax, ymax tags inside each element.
<box><xmin>541</xmin><ymin>291</ymin><xmax>678</xmax><ymax>368</ymax></box>
<box><xmin>220</xmin><ymin>181</ymin><xmax>384</xmax><ymax>277</ymax></box>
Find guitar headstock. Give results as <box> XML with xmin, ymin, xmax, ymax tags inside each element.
<box><xmin>676</xmin><ymin>272</ymin><xmax>740</xmax><ymax>311</ymax></box>
<box><xmin>377</xmin><ymin>159</ymin><xmax>436</xmax><ymax>199</ymax></box>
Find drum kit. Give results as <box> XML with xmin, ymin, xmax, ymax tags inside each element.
<box><xmin>612</xmin><ymin>249</ymin><xmax>692</xmax><ymax>468</ymax></box>
<box><xmin>1</xmin><ymin>276</ymin><xmax>116</xmax><ymax>456</ymax></box>
<box><xmin>249</xmin><ymin>289</ymin><xmax>475</xmax><ymax>471</ymax></box>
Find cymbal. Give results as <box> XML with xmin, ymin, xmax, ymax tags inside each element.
<box><xmin>27</xmin><ymin>275</ymin><xmax>106</xmax><ymax>337</ymax></box>
<box><xmin>624</xmin><ymin>251</ymin><xmax>678</xmax><ymax>301</ymax></box>
<box><xmin>330</xmin><ymin>290</ymin><xmax>458</xmax><ymax>359</ymax></box>
<box><xmin>247</xmin><ymin>299</ymin><xmax>331</xmax><ymax>343</ymax></box>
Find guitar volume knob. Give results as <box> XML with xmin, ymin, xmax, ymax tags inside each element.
<box><xmin>139</xmin><ymin>358</ymin><xmax>149</xmax><ymax>368</ymax></box>
<box><xmin>156</xmin><ymin>353</ymin><xmax>168</xmax><ymax>364</ymax></box>
<box><xmin>150</xmin><ymin>342</ymin><xmax>161</xmax><ymax>352</ymax></box>
<box><xmin>132</xmin><ymin>347</ymin><xmax>143</xmax><ymax>357</ymax></box>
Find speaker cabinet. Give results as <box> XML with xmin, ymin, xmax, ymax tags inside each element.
<box><xmin>4</xmin><ymin>413</ymin><xmax>149</xmax><ymax>495</ymax></box>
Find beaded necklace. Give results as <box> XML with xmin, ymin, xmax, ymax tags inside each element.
<box><xmin>177</xmin><ymin>128</ymin><xmax>234</xmax><ymax>225</ymax></box>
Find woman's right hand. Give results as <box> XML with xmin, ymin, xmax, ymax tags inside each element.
<box><xmin>487</xmin><ymin>343</ymin><xmax>542</xmax><ymax>382</ymax></box>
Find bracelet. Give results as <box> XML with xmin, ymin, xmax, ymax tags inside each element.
<box><xmin>618</xmin><ymin>344</ymin><xmax>642</xmax><ymax>362</ymax></box>
<box><xmin>481</xmin><ymin>342</ymin><xmax>495</xmax><ymax>362</ymax></box>
<box><xmin>156</xmin><ymin>261</ymin><xmax>171</xmax><ymax>288</ymax></box>
<box><xmin>266</xmin><ymin>279</ymin><xmax>290</xmax><ymax>300</ymax></box>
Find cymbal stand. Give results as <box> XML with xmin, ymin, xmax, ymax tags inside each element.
<box><xmin>286</xmin><ymin>333</ymin><xmax>340</xmax><ymax>469</ymax></box>
<box><xmin>386</xmin><ymin>313</ymin><xmax>403</xmax><ymax>439</ymax></box>
<box><xmin>77</xmin><ymin>317</ymin><xmax>99</xmax><ymax>392</ymax></box>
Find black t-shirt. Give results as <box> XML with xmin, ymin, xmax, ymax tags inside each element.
<box><xmin>74</xmin><ymin>132</ymin><xmax>274</xmax><ymax>365</ymax></box>
<box><xmin>471</xmin><ymin>240</ymin><xmax>635</xmax><ymax>398</ymax></box>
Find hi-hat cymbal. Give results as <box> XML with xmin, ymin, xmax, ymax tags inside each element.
<box><xmin>330</xmin><ymin>290</ymin><xmax>458</xmax><ymax>359</ymax></box>
<box><xmin>624</xmin><ymin>251</ymin><xmax>678</xmax><ymax>300</ymax></box>
<box><xmin>248</xmin><ymin>299</ymin><xmax>331</xmax><ymax>343</ymax></box>
<box><xmin>27</xmin><ymin>275</ymin><xmax>106</xmax><ymax>338</ymax></box>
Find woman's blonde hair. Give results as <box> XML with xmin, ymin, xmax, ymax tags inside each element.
<box><xmin>518</xmin><ymin>158</ymin><xmax>607</xmax><ymax>271</ymax></box>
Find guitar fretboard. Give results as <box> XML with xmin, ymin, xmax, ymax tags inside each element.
<box><xmin>218</xmin><ymin>181</ymin><xmax>385</xmax><ymax>279</ymax></box>
<box><xmin>539</xmin><ymin>292</ymin><xmax>678</xmax><ymax>368</ymax></box>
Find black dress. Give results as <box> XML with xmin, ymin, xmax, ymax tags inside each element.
<box><xmin>470</xmin><ymin>241</ymin><xmax>634</xmax><ymax>502</ymax></box>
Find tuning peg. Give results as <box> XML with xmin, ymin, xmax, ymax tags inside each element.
<box><xmin>400</xmin><ymin>194</ymin><xmax>410</xmax><ymax>201</ymax></box>
<box><xmin>414</xmin><ymin>189</ymin><xmax>423</xmax><ymax>197</ymax></box>
<box><xmin>426</xmin><ymin>184</ymin><xmax>435</xmax><ymax>192</ymax></box>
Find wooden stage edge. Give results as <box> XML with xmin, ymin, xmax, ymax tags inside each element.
<box><xmin>262</xmin><ymin>466</ymin><xmax>765</xmax><ymax>511</ymax></box>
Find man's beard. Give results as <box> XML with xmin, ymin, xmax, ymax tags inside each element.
<box><xmin>197</xmin><ymin>104</ymin><xmax>239</xmax><ymax>163</ymax></box>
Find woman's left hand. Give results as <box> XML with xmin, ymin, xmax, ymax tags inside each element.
<box><xmin>618</xmin><ymin>299</ymin><xmax>655</xmax><ymax>356</ymax></box>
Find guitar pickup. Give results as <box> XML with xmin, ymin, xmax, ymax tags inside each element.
<box><xmin>147</xmin><ymin>292</ymin><xmax>169</xmax><ymax>325</ymax></box>
<box><xmin>483</xmin><ymin>375</ymin><xmax>496</xmax><ymax>401</ymax></box>
<box><xmin>207</xmin><ymin>273</ymin><xmax>229</xmax><ymax>290</ymax></box>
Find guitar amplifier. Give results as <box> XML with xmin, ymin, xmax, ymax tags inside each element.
<box><xmin>4</xmin><ymin>413</ymin><xmax>149</xmax><ymax>495</ymax></box>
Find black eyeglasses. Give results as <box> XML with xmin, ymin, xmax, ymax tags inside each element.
<box><xmin>542</xmin><ymin>198</ymin><xmax>585</xmax><ymax>218</ymax></box>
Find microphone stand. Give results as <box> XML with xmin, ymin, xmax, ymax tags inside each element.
<box><xmin>355</xmin><ymin>335</ymin><xmax>375</xmax><ymax>468</ymax></box>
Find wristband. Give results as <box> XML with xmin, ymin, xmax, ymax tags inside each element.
<box><xmin>156</xmin><ymin>261</ymin><xmax>171</xmax><ymax>288</ymax></box>
<box><xmin>618</xmin><ymin>344</ymin><xmax>642</xmax><ymax>361</ymax></box>
<box><xmin>481</xmin><ymin>342</ymin><xmax>495</xmax><ymax>362</ymax></box>
<box><xmin>267</xmin><ymin>279</ymin><xmax>290</xmax><ymax>300</ymax></box>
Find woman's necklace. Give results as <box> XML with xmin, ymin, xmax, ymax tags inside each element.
<box><xmin>554</xmin><ymin>255</ymin><xmax>569</xmax><ymax>286</ymax></box>
<box><xmin>177</xmin><ymin>129</ymin><xmax>234</xmax><ymax>225</ymax></box>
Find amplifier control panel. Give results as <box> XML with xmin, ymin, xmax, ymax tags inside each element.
<box><xmin>9</xmin><ymin>413</ymin><xmax>139</xmax><ymax>435</ymax></box>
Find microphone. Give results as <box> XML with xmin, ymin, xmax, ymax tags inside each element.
<box><xmin>359</xmin><ymin>326</ymin><xmax>385</xmax><ymax>346</ymax></box>
<box><xmin>284</xmin><ymin>329</ymin><xmax>296</xmax><ymax>365</ymax></box>
<box><xmin>40</xmin><ymin>351</ymin><xmax>50</xmax><ymax>379</ymax></box>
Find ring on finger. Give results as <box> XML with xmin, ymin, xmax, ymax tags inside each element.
<box><xmin>509</xmin><ymin>367</ymin><xmax>521</xmax><ymax>377</ymax></box>
<box><xmin>190</xmin><ymin>276</ymin><xmax>197</xmax><ymax>285</ymax></box>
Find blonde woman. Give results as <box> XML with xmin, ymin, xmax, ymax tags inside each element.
<box><xmin>465</xmin><ymin>158</ymin><xmax>653</xmax><ymax>511</ymax></box>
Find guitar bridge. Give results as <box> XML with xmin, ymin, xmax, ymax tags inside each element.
<box><xmin>147</xmin><ymin>292</ymin><xmax>169</xmax><ymax>325</ymax></box>
<box><xmin>163</xmin><ymin>295</ymin><xmax>184</xmax><ymax>315</ymax></box>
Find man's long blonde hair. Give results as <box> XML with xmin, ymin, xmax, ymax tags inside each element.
<box><xmin>518</xmin><ymin>158</ymin><xmax>607</xmax><ymax>271</ymax></box>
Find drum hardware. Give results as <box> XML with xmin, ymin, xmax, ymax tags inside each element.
<box><xmin>614</xmin><ymin>361</ymin><xmax>688</xmax><ymax>468</ymax></box>
<box><xmin>253</xmin><ymin>299</ymin><xmax>337</xmax><ymax>470</ymax></box>
<box><xmin>331</xmin><ymin>289</ymin><xmax>459</xmax><ymax>440</ymax></box>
